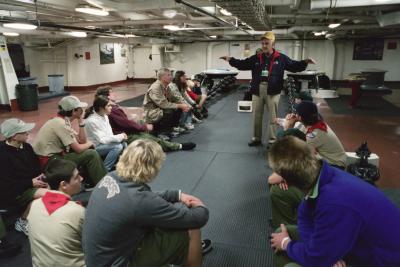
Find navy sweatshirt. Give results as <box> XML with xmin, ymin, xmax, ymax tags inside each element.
<box><xmin>0</xmin><ymin>141</ymin><xmax>41</xmax><ymax>207</ymax></box>
<box><xmin>288</xmin><ymin>161</ymin><xmax>400</xmax><ymax>267</ymax></box>
<box><xmin>228</xmin><ymin>49</ymin><xmax>307</xmax><ymax>96</ymax></box>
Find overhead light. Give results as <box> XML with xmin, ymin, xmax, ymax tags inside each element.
<box><xmin>201</xmin><ymin>6</ymin><xmax>216</xmax><ymax>14</ymax></box>
<box><xmin>3</xmin><ymin>32</ymin><xmax>20</xmax><ymax>36</ymax></box>
<box><xmin>314</xmin><ymin>32</ymin><xmax>323</xmax><ymax>36</ymax></box>
<box><xmin>75</xmin><ymin>5</ymin><xmax>109</xmax><ymax>16</ymax></box>
<box><xmin>85</xmin><ymin>26</ymin><xmax>96</xmax><ymax>29</ymax></box>
<box><xmin>3</xmin><ymin>23</ymin><xmax>37</xmax><ymax>30</ymax></box>
<box><xmin>321</xmin><ymin>31</ymin><xmax>327</xmax><ymax>35</ymax></box>
<box><xmin>124</xmin><ymin>33</ymin><xmax>137</xmax><ymax>37</ymax></box>
<box><xmin>97</xmin><ymin>35</ymin><xmax>118</xmax><ymax>38</ymax></box>
<box><xmin>163</xmin><ymin>10</ymin><xmax>177</xmax><ymax>19</ymax></box>
<box><xmin>328</xmin><ymin>23</ymin><xmax>341</xmax><ymax>29</ymax></box>
<box><xmin>66</xmin><ymin>31</ymin><xmax>87</xmax><ymax>37</ymax></box>
<box><xmin>209</xmin><ymin>35</ymin><xmax>217</xmax><ymax>39</ymax></box>
<box><xmin>163</xmin><ymin>25</ymin><xmax>180</xmax><ymax>31</ymax></box>
<box><xmin>220</xmin><ymin>8</ymin><xmax>232</xmax><ymax>16</ymax></box>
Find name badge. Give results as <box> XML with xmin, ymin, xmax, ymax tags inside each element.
<box><xmin>261</xmin><ymin>69</ymin><xmax>269</xmax><ymax>77</ymax></box>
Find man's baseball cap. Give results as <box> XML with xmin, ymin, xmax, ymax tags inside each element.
<box><xmin>295</xmin><ymin>101</ymin><xmax>318</xmax><ymax>119</ymax></box>
<box><xmin>294</xmin><ymin>91</ymin><xmax>313</xmax><ymax>102</ymax></box>
<box><xmin>58</xmin><ymin>96</ymin><xmax>88</xmax><ymax>111</ymax></box>
<box><xmin>260</xmin><ymin>31</ymin><xmax>275</xmax><ymax>42</ymax></box>
<box><xmin>1</xmin><ymin>118</ymin><xmax>35</xmax><ymax>138</ymax></box>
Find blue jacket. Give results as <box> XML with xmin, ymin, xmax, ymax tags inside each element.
<box><xmin>287</xmin><ymin>161</ymin><xmax>400</xmax><ymax>267</ymax></box>
<box><xmin>228</xmin><ymin>49</ymin><xmax>307</xmax><ymax>96</ymax></box>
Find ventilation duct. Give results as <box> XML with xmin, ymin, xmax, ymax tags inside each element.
<box><xmin>212</xmin><ymin>0</ymin><xmax>269</xmax><ymax>30</ymax></box>
<box><xmin>311</xmin><ymin>0</ymin><xmax>400</xmax><ymax>9</ymax></box>
<box><xmin>376</xmin><ymin>11</ymin><xmax>400</xmax><ymax>27</ymax></box>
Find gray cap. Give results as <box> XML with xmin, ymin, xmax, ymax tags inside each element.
<box><xmin>58</xmin><ymin>96</ymin><xmax>88</xmax><ymax>111</ymax></box>
<box><xmin>1</xmin><ymin>118</ymin><xmax>35</xmax><ymax>138</ymax></box>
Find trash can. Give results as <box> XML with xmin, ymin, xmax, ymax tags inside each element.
<box><xmin>16</xmin><ymin>77</ymin><xmax>38</xmax><ymax>111</ymax></box>
<box><xmin>48</xmin><ymin>74</ymin><xmax>64</xmax><ymax>93</ymax></box>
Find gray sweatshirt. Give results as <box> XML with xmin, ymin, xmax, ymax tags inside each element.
<box><xmin>83</xmin><ymin>171</ymin><xmax>209</xmax><ymax>267</ymax></box>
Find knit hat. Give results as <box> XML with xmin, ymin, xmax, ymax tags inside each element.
<box><xmin>260</xmin><ymin>31</ymin><xmax>275</xmax><ymax>42</ymax></box>
<box><xmin>58</xmin><ymin>96</ymin><xmax>87</xmax><ymax>111</ymax></box>
<box><xmin>1</xmin><ymin>118</ymin><xmax>35</xmax><ymax>138</ymax></box>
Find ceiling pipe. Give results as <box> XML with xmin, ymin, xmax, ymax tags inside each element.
<box><xmin>174</xmin><ymin>0</ymin><xmax>253</xmax><ymax>36</ymax></box>
<box><xmin>311</xmin><ymin>0</ymin><xmax>400</xmax><ymax>9</ymax></box>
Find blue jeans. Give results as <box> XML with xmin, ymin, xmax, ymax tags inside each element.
<box><xmin>179</xmin><ymin>110</ymin><xmax>192</xmax><ymax>127</ymax></box>
<box><xmin>96</xmin><ymin>142</ymin><xmax>127</xmax><ymax>171</ymax></box>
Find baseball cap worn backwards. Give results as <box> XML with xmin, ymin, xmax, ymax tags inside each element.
<box><xmin>58</xmin><ymin>96</ymin><xmax>88</xmax><ymax>111</ymax></box>
<box><xmin>261</xmin><ymin>31</ymin><xmax>275</xmax><ymax>42</ymax></box>
<box><xmin>1</xmin><ymin>118</ymin><xmax>35</xmax><ymax>138</ymax></box>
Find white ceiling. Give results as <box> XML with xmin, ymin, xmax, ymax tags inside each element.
<box><xmin>0</xmin><ymin>0</ymin><xmax>399</xmax><ymax>46</ymax></box>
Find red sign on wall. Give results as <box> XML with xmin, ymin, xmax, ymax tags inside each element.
<box><xmin>85</xmin><ymin>52</ymin><xmax>91</xmax><ymax>60</ymax></box>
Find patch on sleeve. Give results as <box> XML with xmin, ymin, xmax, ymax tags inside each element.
<box><xmin>99</xmin><ymin>176</ymin><xmax>120</xmax><ymax>199</ymax></box>
<box><xmin>306</xmin><ymin>132</ymin><xmax>316</xmax><ymax>139</ymax></box>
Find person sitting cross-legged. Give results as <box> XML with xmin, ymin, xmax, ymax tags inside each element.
<box><xmin>269</xmin><ymin>136</ymin><xmax>400</xmax><ymax>267</ymax></box>
<box><xmin>0</xmin><ymin>118</ymin><xmax>48</xmax><ymax>236</ymax></box>
<box><xmin>83</xmin><ymin>139</ymin><xmax>212</xmax><ymax>267</ymax></box>
<box><xmin>33</xmin><ymin>95</ymin><xmax>107</xmax><ymax>186</ymax></box>
<box><xmin>28</xmin><ymin>159</ymin><xmax>85</xmax><ymax>267</ymax></box>
<box><xmin>95</xmin><ymin>86</ymin><xmax>196</xmax><ymax>152</ymax></box>
<box><xmin>84</xmin><ymin>96</ymin><xmax>128</xmax><ymax>171</ymax></box>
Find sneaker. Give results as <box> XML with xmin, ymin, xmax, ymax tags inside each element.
<box><xmin>202</xmin><ymin>239</ymin><xmax>213</xmax><ymax>255</ymax></box>
<box><xmin>184</xmin><ymin>123</ymin><xmax>195</xmax><ymax>130</ymax></box>
<box><xmin>192</xmin><ymin>116</ymin><xmax>203</xmax><ymax>124</ymax></box>
<box><xmin>173</xmin><ymin>127</ymin><xmax>187</xmax><ymax>133</ymax></box>
<box><xmin>248</xmin><ymin>140</ymin><xmax>262</xmax><ymax>147</ymax></box>
<box><xmin>169</xmin><ymin>131</ymin><xmax>180</xmax><ymax>138</ymax></box>
<box><xmin>0</xmin><ymin>239</ymin><xmax>22</xmax><ymax>259</ymax></box>
<box><xmin>157</xmin><ymin>134</ymin><xmax>171</xmax><ymax>141</ymax></box>
<box><xmin>181</xmin><ymin>142</ymin><xmax>196</xmax><ymax>150</ymax></box>
<box><xmin>15</xmin><ymin>218</ymin><xmax>29</xmax><ymax>236</ymax></box>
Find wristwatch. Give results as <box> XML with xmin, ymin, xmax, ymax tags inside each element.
<box><xmin>79</xmin><ymin>123</ymin><xmax>85</xmax><ymax>127</ymax></box>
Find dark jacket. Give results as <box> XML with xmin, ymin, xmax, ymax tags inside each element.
<box><xmin>0</xmin><ymin>141</ymin><xmax>41</xmax><ymax>207</ymax></box>
<box><xmin>83</xmin><ymin>172</ymin><xmax>209</xmax><ymax>267</ymax></box>
<box><xmin>228</xmin><ymin>49</ymin><xmax>307</xmax><ymax>96</ymax></box>
<box><xmin>287</xmin><ymin>161</ymin><xmax>400</xmax><ymax>267</ymax></box>
<box><xmin>109</xmin><ymin>104</ymin><xmax>147</xmax><ymax>135</ymax></box>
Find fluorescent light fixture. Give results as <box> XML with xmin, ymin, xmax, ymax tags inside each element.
<box><xmin>3</xmin><ymin>23</ymin><xmax>37</xmax><ymax>30</ymax></box>
<box><xmin>220</xmin><ymin>8</ymin><xmax>232</xmax><ymax>16</ymax></box>
<box><xmin>75</xmin><ymin>6</ymin><xmax>109</xmax><ymax>16</ymax></box>
<box><xmin>163</xmin><ymin>10</ymin><xmax>177</xmax><ymax>19</ymax></box>
<box><xmin>124</xmin><ymin>34</ymin><xmax>137</xmax><ymax>37</ymax></box>
<box><xmin>67</xmin><ymin>31</ymin><xmax>87</xmax><ymax>37</ymax></box>
<box><xmin>314</xmin><ymin>32</ymin><xmax>322</xmax><ymax>36</ymax></box>
<box><xmin>201</xmin><ymin>6</ymin><xmax>216</xmax><ymax>14</ymax></box>
<box><xmin>209</xmin><ymin>35</ymin><xmax>217</xmax><ymax>39</ymax></box>
<box><xmin>163</xmin><ymin>25</ymin><xmax>180</xmax><ymax>31</ymax></box>
<box><xmin>97</xmin><ymin>35</ymin><xmax>118</xmax><ymax>38</ymax></box>
<box><xmin>321</xmin><ymin>31</ymin><xmax>327</xmax><ymax>35</ymax></box>
<box><xmin>85</xmin><ymin>26</ymin><xmax>96</xmax><ymax>29</ymax></box>
<box><xmin>328</xmin><ymin>23</ymin><xmax>341</xmax><ymax>28</ymax></box>
<box><xmin>2</xmin><ymin>32</ymin><xmax>20</xmax><ymax>36</ymax></box>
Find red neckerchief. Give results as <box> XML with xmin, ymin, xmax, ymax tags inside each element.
<box><xmin>307</xmin><ymin>120</ymin><xmax>328</xmax><ymax>134</ymax></box>
<box><xmin>258</xmin><ymin>49</ymin><xmax>280</xmax><ymax>81</ymax></box>
<box><xmin>41</xmin><ymin>191</ymin><xmax>71</xmax><ymax>215</ymax></box>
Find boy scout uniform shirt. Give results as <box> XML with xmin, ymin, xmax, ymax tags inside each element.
<box><xmin>28</xmin><ymin>191</ymin><xmax>85</xmax><ymax>267</ymax></box>
<box><xmin>33</xmin><ymin>117</ymin><xmax>77</xmax><ymax>156</ymax></box>
<box><xmin>143</xmin><ymin>80</ymin><xmax>186</xmax><ymax>123</ymax></box>
<box><xmin>306</xmin><ymin>125</ymin><xmax>346</xmax><ymax>168</ymax></box>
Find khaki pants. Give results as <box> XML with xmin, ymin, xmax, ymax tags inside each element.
<box><xmin>252</xmin><ymin>82</ymin><xmax>280</xmax><ymax>143</ymax></box>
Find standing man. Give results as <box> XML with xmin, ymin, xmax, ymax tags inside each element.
<box><xmin>220</xmin><ymin>31</ymin><xmax>315</xmax><ymax>147</ymax></box>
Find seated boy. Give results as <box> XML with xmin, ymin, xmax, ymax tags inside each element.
<box><xmin>28</xmin><ymin>159</ymin><xmax>85</xmax><ymax>267</ymax></box>
<box><xmin>0</xmin><ymin>118</ymin><xmax>48</xmax><ymax>236</ymax></box>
